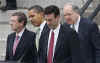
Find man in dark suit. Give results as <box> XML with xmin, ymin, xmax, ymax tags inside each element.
<box><xmin>38</xmin><ymin>5</ymin><xmax>82</xmax><ymax>63</ymax></box>
<box><xmin>28</xmin><ymin>5</ymin><xmax>47</xmax><ymax>51</ymax></box>
<box><xmin>6</xmin><ymin>12</ymin><xmax>37</xmax><ymax>63</ymax></box>
<box><xmin>63</xmin><ymin>3</ymin><xmax>100</xmax><ymax>63</ymax></box>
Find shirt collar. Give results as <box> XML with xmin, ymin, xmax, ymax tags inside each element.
<box><xmin>16</xmin><ymin>28</ymin><xmax>25</xmax><ymax>37</ymax></box>
<box><xmin>74</xmin><ymin>16</ymin><xmax>80</xmax><ymax>26</ymax></box>
<box><xmin>51</xmin><ymin>24</ymin><xmax>61</xmax><ymax>33</ymax></box>
<box><xmin>40</xmin><ymin>21</ymin><xmax>46</xmax><ymax>31</ymax></box>
<box><xmin>70</xmin><ymin>16</ymin><xmax>80</xmax><ymax>32</ymax></box>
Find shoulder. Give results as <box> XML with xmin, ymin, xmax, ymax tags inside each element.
<box><xmin>62</xmin><ymin>24</ymin><xmax>74</xmax><ymax>32</ymax></box>
<box><xmin>80</xmin><ymin>17</ymin><xmax>99</xmax><ymax>31</ymax></box>
<box><xmin>61</xmin><ymin>24</ymin><xmax>77</xmax><ymax>36</ymax></box>
<box><xmin>7</xmin><ymin>32</ymin><xmax>15</xmax><ymax>38</ymax></box>
<box><xmin>24</xmin><ymin>29</ymin><xmax>36</xmax><ymax>37</ymax></box>
<box><xmin>81</xmin><ymin>17</ymin><xmax>96</xmax><ymax>25</ymax></box>
<box><xmin>61</xmin><ymin>25</ymin><xmax>79</xmax><ymax>43</ymax></box>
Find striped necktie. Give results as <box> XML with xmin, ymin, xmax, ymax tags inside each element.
<box><xmin>13</xmin><ymin>35</ymin><xmax>20</xmax><ymax>55</ymax></box>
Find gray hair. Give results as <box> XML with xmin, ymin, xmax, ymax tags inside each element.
<box><xmin>64</xmin><ymin>3</ymin><xmax>81</xmax><ymax>14</ymax></box>
<box><xmin>71</xmin><ymin>4</ymin><xmax>81</xmax><ymax>14</ymax></box>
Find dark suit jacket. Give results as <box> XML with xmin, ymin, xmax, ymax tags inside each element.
<box><xmin>6</xmin><ymin>29</ymin><xmax>37</xmax><ymax>63</ymax></box>
<box><xmin>78</xmin><ymin>18</ymin><xmax>100</xmax><ymax>63</ymax></box>
<box><xmin>63</xmin><ymin>17</ymin><xmax>100</xmax><ymax>63</ymax></box>
<box><xmin>38</xmin><ymin>24</ymin><xmax>81</xmax><ymax>63</ymax></box>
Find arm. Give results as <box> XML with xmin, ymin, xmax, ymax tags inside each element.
<box><xmin>90</xmin><ymin>23</ymin><xmax>100</xmax><ymax>63</ymax></box>
<box><xmin>5</xmin><ymin>35</ymin><xmax>10</xmax><ymax>61</ymax></box>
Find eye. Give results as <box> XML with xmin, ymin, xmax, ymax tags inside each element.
<box><xmin>48</xmin><ymin>19</ymin><xmax>52</xmax><ymax>22</ymax></box>
<box><xmin>29</xmin><ymin>15</ymin><xmax>35</xmax><ymax>18</ymax></box>
<box><xmin>64</xmin><ymin>14</ymin><xmax>67</xmax><ymax>16</ymax></box>
<box><xmin>64</xmin><ymin>13</ymin><xmax>72</xmax><ymax>16</ymax></box>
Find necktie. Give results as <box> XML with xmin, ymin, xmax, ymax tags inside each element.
<box><xmin>72</xmin><ymin>24</ymin><xmax>75</xmax><ymax>31</ymax></box>
<box><xmin>48</xmin><ymin>31</ymin><xmax>54</xmax><ymax>63</ymax></box>
<box><xmin>13</xmin><ymin>35</ymin><xmax>19</xmax><ymax>55</ymax></box>
<box><xmin>36</xmin><ymin>28</ymin><xmax>40</xmax><ymax>51</ymax></box>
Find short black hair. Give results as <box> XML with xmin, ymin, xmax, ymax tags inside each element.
<box><xmin>12</xmin><ymin>12</ymin><xmax>27</xmax><ymax>26</ymax></box>
<box><xmin>44</xmin><ymin>5</ymin><xmax>60</xmax><ymax>18</ymax></box>
<box><xmin>28</xmin><ymin>5</ymin><xmax>44</xmax><ymax>13</ymax></box>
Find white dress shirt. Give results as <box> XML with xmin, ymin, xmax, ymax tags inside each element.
<box><xmin>15</xmin><ymin>28</ymin><xmax>25</xmax><ymax>41</ymax></box>
<box><xmin>47</xmin><ymin>24</ymin><xmax>61</xmax><ymax>61</ymax></box>
<box><xmin>35</xmin><ymin>21</ymin><xmax>46</xmax><ymax>50</ymax></box>
<box><xmin>70</xmin><ymin>16</ymin><xmax>80</xmax><ymax>32</ymax></box>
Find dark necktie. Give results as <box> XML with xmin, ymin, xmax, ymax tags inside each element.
<box><xmin>72</xmin><ymin>24</ymin><xmax>75</xmax><ymax>30</ymax></box>
<box><xmin>48</xmin><ymin>31</ymin><xmax>54</xmax><ymax>63</ymax></box>
<box><xmin>13</xmin><ymin>35</ymin><xmax>19</xmax><ymax>55</ymax></box>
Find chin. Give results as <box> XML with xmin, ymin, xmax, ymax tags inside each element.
<box><xmin>33</xmin><ymin>24</ymin><xmax>39</xmax><ymax>27</ymax></box>
<box><xmin>31</xmin><ymin>23</ymin><xmax>36</xmax><ymax>26</ymax></box>
<box><xmin>12</xmin><ymin>29</ymin><xmax>16</xmax><ymax>32</ymax></box>
<box><xmin>67</xmin><ymin>22</ymin><xmax>72</xmax><ymax>24</ymax></box>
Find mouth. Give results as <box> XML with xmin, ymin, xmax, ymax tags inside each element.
<box><xmin>30</xmin><ymin>20</ymin><xmax>34</xmax><ymax>23</ymax></box>
<box><xmin>31</xmin><ymin>21</ymin><xmax>38</xmax><ymax>26</ymax></box>
<box><xmin>31</xmin><ymin>22</ymin><xmax>35</xmax><ymax>25</ymax></box>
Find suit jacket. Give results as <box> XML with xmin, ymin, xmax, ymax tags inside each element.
<box><xmin>6</xmin><ymin>29</ymin><xmax>37</xmax><ymax>63</ymax></box>
<box><xmin>63</xmin><ymin>17</ymin><xmax>100</xmax><ymax>63</ymax></box>
<box><xmin>38</xmin><ymin>24</ymin><xmax>81</xmax><ymax>63</ymax></box>
<box><xmin>78</xmin><ymin>18</ymin><xmax>100</xmax><ymax>63</ymax></box>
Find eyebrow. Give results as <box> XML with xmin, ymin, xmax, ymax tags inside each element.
<box><xmin>29</xmin><ymin>15</ymin><xmax>35</xmax><ymax>17</ymax></box>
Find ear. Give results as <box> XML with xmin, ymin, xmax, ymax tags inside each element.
<box><xmin>40</xmin><ymin>12</ymin><xmax>44</xmax><ymax>17</ymax></box>
<box><xmin>20</xmin><ymin>21</ymin><xmax>24</xmax><ymax>26</ymax></box>
<box><xmin>56</xmin><ymin>15</ymin><xmax>60</xmax><ymax>19</ymax></box>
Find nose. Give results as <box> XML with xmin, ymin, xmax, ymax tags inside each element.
<box><xmin>29</xmin><ymin>17</ymin><xmax>32</xmax><ymax>21</ymax></box>
<box><xmin>64</xmin><ymin>15</ymin><xmax>69</xmax><ymax>18</ymax></box>
<box><xmin>9</xmin><ymin>21</ymin><xmax>13</xmax><ymax>25</ymax></box>
<box><xmin>47</xmin><ymin>21</ymin><xmax>51</xmax><ymax>25</ymax></box>
<box><xmin>65</xmin><ymin>16</ymin><xmax>70</xmax><ymax>20</ymax></box>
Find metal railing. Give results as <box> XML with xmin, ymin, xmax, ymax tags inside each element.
<box><xmin>80</xmin><ymin>0</ymin><xmax>93</xmax><ymax>16</ymax></box>
<box><xmin>88</xmin><ymin>4</ymin><xmax>100</xmax><ymax>20</ymax></box>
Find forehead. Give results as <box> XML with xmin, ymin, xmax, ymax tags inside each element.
<box><xmin>45</xmin><ymin>13</ymin><xmax>55</xmax><ymax>18</ymax></box>
<box><xmin>28</xmin><ymin>9</ymin><xmax>38</xmax><ymax>15</ymax></box>
<box><xmin>10</xmin><ymin>16</ymin><xmax>18</xmax><ymax>20</ymax></box>
<box><xmin>64</xmin><ymin>5</ymin><xmax>73</xmax><ymax>13</ymax></box>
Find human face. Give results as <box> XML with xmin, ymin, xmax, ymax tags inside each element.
<box><xmin>45</xmin><ymin>13</ymin><xmax>59</xmax><ymax>29</ymax></box>
<box><xmin>9</xmin><ymin>16</ymin><xmax>23</xmax><ymax>32</ymax></box>
<box><xmin>63</xmin><ymin>5</ymin><xmax>79</xmax><ymax>24</ymax></box>
<box><xmin>28</xmin><ymin>9</ymin><xmax>43</xmax><ymax>27</ymax></box>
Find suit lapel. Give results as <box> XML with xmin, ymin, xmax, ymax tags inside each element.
<box><xmin>10</xmin><ymin>33</ymin><xmax>16</xmax><ymax>57</ymax></box>
<box><xmin>78</xmin><ymin>18</ymin><xmax>85</xmax><ymax>34</ymax></box>
<box><xmin>78</xmin><ymin>18</ymin><xmax>88</xmax><ymax>48</ymax></box>
<box><xmin>44</xmin><ymin>25</ymin><xmax>50</xmax><ymax>57</ymax></box>
<box><xmin>54</xmin><ymin>25</ymin><xmax>63</xmax><ymax>57</ymax></box>
<box><xmin>13</xmin><ymin>29</ymin><xmax>27</xmax><ymax>57</ymax></box>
